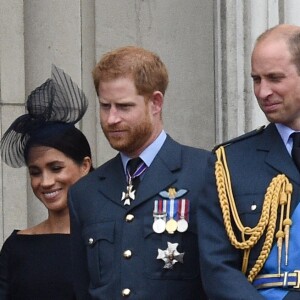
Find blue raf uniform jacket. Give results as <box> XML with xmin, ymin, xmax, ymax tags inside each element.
<box><xmin>198</xmin><ymin>123</ymin><xmax>300</xmax><ymax>300</ymax></box>
<box><xmin>69</xmin><ymin>135</ymin><xmax>209</xmax><ymax>300</ymax></box>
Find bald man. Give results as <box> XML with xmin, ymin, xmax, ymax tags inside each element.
<box><xmin>198</xmin><ymin>24</ymin><xmax>300</xmax><ymax>300</ymax></box>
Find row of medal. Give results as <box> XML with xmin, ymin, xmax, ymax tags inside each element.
<box><xmin>153</xmin><ymin>199</ymin><xmax>189</xmax><ymax>234</ymax></box>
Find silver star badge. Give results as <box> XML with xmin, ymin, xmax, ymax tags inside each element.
<box><xmin>157</xmin><ymin>242</ymin><xmax>184</xmax><ymax>269</ymax></box>
<box><xmin>121</xmin><ymin>184</ymin><xmax>136</xmax><ymax>205</ymax></box>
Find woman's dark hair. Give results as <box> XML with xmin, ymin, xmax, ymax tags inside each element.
<box><xmin>24</xmin><ymin>122</ymin><xmax>93</xmax><ymax>171</ymax></box>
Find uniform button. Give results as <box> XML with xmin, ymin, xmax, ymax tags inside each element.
<box><xmin>88</xmin><ymin>238</ymin><xmax>94</xmax><ymax>245</ymax></box>
<box><xmin>123</xmin><ymin>250</ymin><xmax>132</xmax><ymax>258</ymax></box>
<box><xmin>122</xmin><ymin>288</ymin><xmax>131</xmax><ymax>296</ymax></box>
<box><xmin>125</xmin><ymin>214</ymin><xmax>134</xmax><ymax>222</ymax></box>
<box><xmin>251</xmin><ymin>204</ymin><xmax>257</xmax><ymax>211</ymax></box>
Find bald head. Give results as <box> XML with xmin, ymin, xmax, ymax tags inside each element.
<box><xmin>254</xmin><ymin>24</ymin><xmax>300</xmax><ymax>74</ymax></box>
<box><xmin>256</xmin><ymin>24</ymin><xmax>300</xmax><ymax>42</ymax></box>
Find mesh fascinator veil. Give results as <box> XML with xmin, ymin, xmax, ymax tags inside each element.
<box><xmin>0</xmin><ymin>65</ymin><xmax>88</xmax><ymax>168</ymax></box>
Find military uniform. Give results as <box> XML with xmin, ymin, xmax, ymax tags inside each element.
<box><xmin>198</xmin><ymin>123</ymin><xmax>300</xmax><ymax>300</ymax></box>
<box><xmin>69</xmin><ymin>135</ymin><xmax>209</xmax><ymax>299</ymax></box>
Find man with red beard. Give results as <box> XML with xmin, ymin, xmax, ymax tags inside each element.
<box><xmin>68</xmin><ymin>46</ymin><xmax>209</xmax><ymax>299</ymax></box>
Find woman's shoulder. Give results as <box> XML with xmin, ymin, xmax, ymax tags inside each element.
<box><xmin>17</xmin><ymin>226</ymin><xmax>39</xmax><ymax>235</ymax></box>
<box><xmin>4</xmin><ymin>230</ymin><xmax>20</xmax><ymax>241</ymax></box>
<box><xmin>0</xmin><ymin>230</ymin><xmax>20</xmax><ymax>252</ymax></box>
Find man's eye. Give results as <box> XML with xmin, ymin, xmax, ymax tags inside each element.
<box><xmin>100</xmin><ymin>103</ymin><xmax>110</xmax><ymax>109</ymax></box>
<box><xmin>119</xmin><ymin>105</ymin><xmax>131</xmax><ymax>110</ymax></box>
<box><xmin>269</xmin><ymin>77</ymin><xmax>282</xmax><ymax>82</ymax></box>
<box><xmin>252</xmin><ymin>77</ymin><xmax>261</xmax><ymax>83</ymax></box>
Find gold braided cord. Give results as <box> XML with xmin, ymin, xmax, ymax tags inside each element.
<box><xmin>215</xmin><ymin>146</ymin><xmax>293</xmax><ymax>282</ymax></box>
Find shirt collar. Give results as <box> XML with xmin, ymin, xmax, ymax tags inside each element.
<box><xmin>120</xmin><ymin>130</ymin><xmax>167</xmax><ymax>173</ymax></box>
<box><xmin>275</xmin><ymin>123</ymin><xmax>296</xmax><ymax>155</ymax></box>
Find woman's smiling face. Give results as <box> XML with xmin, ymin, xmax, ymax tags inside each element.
<box><xmin>27</xmin><ymin>146</ymin><xmax>87</xmax><ymax>213</ymax></box>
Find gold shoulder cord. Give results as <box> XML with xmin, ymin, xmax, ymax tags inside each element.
<box><xmin>215</xmin><ymin>146</ymin><xmax>293</xmax><ymax>282</ymax></box>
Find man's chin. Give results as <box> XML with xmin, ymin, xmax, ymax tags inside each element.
<box><xmin>108</xmin><ymin>140</ymin><xmax>127</xmax><ymax>152</ymax></box>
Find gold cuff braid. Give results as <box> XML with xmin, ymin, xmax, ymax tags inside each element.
<box><xmin>215</xmin><ymin>146</ymin><xmax>293</xmax><ymax>282</ymax></box>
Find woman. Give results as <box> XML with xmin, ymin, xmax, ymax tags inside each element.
<box><xmin>0</xmin><ymin>65</ymin><xmax>93</xmax><ymax>299</ymax></box>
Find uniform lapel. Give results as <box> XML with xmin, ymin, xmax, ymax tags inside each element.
<box><xmin>96</xmin><ymin>154</ymin><xmax>128</xmax><ymax>207</ymax></box>
<box><xmin>132</xmin><ymin>136</ymin><xmax>181</xmax><ymax>208</ymax></box>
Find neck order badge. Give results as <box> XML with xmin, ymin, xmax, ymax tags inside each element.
<box><xmin>121</xmin><ymin>158</ymin><xmax>147</xmax><ymax>205</ymax></box>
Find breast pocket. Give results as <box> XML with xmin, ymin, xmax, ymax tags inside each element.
<box><xmin>82</xmin><ymin>221</ymin><xmax>115</xmax><ymax>287</ymax></box>
<box><xmin>235</xmin><ymin>193</ymin><xmax>264</xmax><ymax>228</ymax></box>
<box><xmin>143</xmin><ymin>216</ymin><xmax>200</xmax><ymax>280</ymax></box>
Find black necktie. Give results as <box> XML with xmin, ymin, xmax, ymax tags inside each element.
<box><xmin>127</xmin><ymin>157</ymin><xmax>143</xmax><ymax>190</ymax></box>
<box><xmin>292</xmin><ymin>132</ymin><xmax>300</xmax><ymax>171</ymax></box>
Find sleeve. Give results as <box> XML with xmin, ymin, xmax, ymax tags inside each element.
<box><xmin>0</xmin><ymin>233</ymin><xmax>13</xmax><ymax>299</ymax></box>
<box><xmin>68</xmin><ymin>189</ymin><xmax>91</xmax><ymax>300</ymax></box>
<box><xmin>197</xmin><ymin>153</ymin><xmax>265</xmax><ymax>300</ymax></box>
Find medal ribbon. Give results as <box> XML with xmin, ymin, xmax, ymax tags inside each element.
<box><xmin>178</xmin><ymin>199</ymin><xmax>190</xmax><ymax>221</ymax></box>
<box><xmin>126</xmin><ymin>161</ymin><xmax>147</xmax><ymax>183</ymax></box>
<box><xmin>179</xmin><ymin>199</ymin><xmax>185</xmax><ymax>219</ymax></box>
<box><xmin>153</xmin><ymin>200</ymin><xmax>165</xmax><ymax>216</ymax></box>
<box><xmin>158</xmin><ymin>199</ymin><xmax>163</xmax><ymax>215</ymax></box>
<box><xmin>167</xmin><ymin>199</ymin><xmax>178</xmax><ymax>221</ymax></box>
<box><xmin>163</xmin><ymin>199</ymin><xmax>167</xmax><ymax>216</ymax></box>
<box><xmin>154</xmin><ymin>200</ymin><xmax>158</xmax><ymax>215</ymax></box>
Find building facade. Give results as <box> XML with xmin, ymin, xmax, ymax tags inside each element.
<box><xmin>0</xmin><ymin>0</ymin><xmax>299</xmax><ymax>244</ymax></box>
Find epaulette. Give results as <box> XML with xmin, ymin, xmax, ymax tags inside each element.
<box><xmin>213</xmin><ymin>125</ymin><xmax>266</xmax><ymax>152</ymax></box>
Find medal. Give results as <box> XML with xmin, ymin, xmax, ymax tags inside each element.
<box><xmin>166</xmin><ymin>218</ymin><xmax>177</xmax><ymax>234</ymax></box>
<box><xmin>157</xmin><ymin>187</ymin><xmax>190</xmax><ymax>234</ymax></box>
<box><xmin>121</xmin><ymin>160</ymin><xmax>147</xmax><ymax>206</ymax></box>
<box><xmin>166</xmin><ymin>199</ymin><xmax>178</xmax><ymax>234</ymax></box>
<box><xmin>153</xmin><ymin>199</ymin><xmax>166</xmax><ymax>233</ymax></box>
<box><xmin>153</xmin><ymin>219</ymin><xmax>166</xmax><ymax>233</ymax></box>
<box><xmin>121</xmin><ymin>180</ymin><xmax>135</xmax><ymax>206</ymax></box>
<box><xmin>157</xmin><ymin>242</ymin><xmax>184</xmax><ymax>269</ymax></box>
<box><xmin>177</xmin><ymin>219</ymin><xmax>188</xmax><ymax>232</ymax></box>
<box><xmin>177</xmin><ymin>199</ymin><xmax>189</xmax><ymax>232</ymax></box>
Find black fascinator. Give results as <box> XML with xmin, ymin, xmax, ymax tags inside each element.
<box><xmin>0</xmin><ymin>65</ymin><xmax>88</xmax><ymax>167</ymax></box>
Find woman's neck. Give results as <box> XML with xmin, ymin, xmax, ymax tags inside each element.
<box><xmin>18</xmin><ymin>209</ymin><xmax>70</xmax><ymax>235</ymax></box>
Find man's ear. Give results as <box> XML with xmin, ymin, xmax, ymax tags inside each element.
<box><xmin>149</xmin><ymin>91</ymin><xmax>164</xmax><ymax>116</ymax></box>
